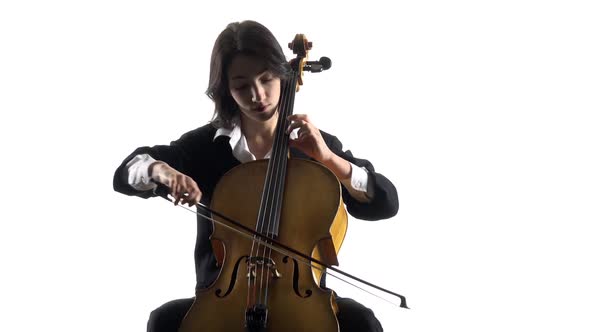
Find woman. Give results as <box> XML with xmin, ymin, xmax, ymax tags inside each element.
<box><xmin>113</xmin><ymin>20</ymin><xmax>398</xmax><ymax>332</ymax></box>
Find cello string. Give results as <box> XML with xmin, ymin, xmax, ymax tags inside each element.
<box><xmin>255</xmin><ymin>107</ymin><xmax>286</xmax><ymax>300</ymax></box>
<box><xmin>251</xmin><ymin>74</ymin><xmax>292</xmax><ymax>304</ymax></box>
<box><xmin>257</xmin><ymin>76</ymin><xmax>284</xmax><ymax>305</ymax></box>
<box><xmin>170</xmin><ymin>199</ymin><xmax>408</xmax><ymax>308</ymax></box>
<box><xmin>255</xmin><ymin>69</ymin><xmax>295</xmax><ymax>306</ymax></box>
<box><xmin>262</xmin><ymin>70</ymin><xmax>297</xmax><ymax>306</ymax></box>
<box><xmin>259</xmin><ymin>69</ymin><xmax>294</xmax><ymax>306</ymax></box>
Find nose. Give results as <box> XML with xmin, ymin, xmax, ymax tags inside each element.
<box><xmin>250</xmin><ymin>82</ymin><xmax>265</xmax><ymax>103</ymax></box>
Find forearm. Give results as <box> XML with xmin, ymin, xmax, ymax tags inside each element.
<box><xmin>320</xmin><ymin>152</ymin><xmax>374</xmax><ymax>203</ymax></box>
<box><xmin>320</xmin><ymin>152</ymin><xmax>352</xmax><ymax>181</ymax></box>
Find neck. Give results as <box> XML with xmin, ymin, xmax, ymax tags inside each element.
<box><xmin>239</xmin><ymin>112</ymin><xmax>278</xmax><ymax>143</ymax></box>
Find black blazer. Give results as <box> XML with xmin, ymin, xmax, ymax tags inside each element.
<box><xmin>113</xmin><ymin>123</ymin><xmax>398</xmax><ymax>288</ymax></box>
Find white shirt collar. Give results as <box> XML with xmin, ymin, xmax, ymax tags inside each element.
<box><xmin>213</xmin><ymin>118</ymin><xmax>270</xmax><ymax>163</ymax></box>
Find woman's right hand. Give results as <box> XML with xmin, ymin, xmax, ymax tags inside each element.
<box><xmin>149</xmin><ymin>161</ymin><xmax>202</xmax><ymax>206</ymax></box>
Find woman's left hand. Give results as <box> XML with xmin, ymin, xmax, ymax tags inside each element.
<box><xmin>286</xmin><ymin>114</ymin><xmax>334</xmax><ymax>163</ymax></box>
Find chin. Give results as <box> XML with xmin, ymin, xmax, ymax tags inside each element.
<box><xmin>255</xmin><ymin>107</ymin><xmax>278</xmax><ymax>121</ymax></box>
<box><xmin>239</xmin><ymin>106</ymin><xmax>278</xmax><ymax>124</ymax></box>
<box><xmin>255</xmin><ymin>112</ymin><xmax>276</xmax><ymax>123</ymax></box>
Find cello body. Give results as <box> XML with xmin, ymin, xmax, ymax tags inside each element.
<box><xmin>179</xmin><ymin>158</ymin><xmax>347</xmax><ymax>331</ymax></box>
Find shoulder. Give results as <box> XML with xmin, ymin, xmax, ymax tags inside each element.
<box><xmin>173</xmin><ymin>123</ymin><xmax>217</xmax><ymax>146</ymax></box>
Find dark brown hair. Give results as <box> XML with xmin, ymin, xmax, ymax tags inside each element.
<box><xmin>207</xmin><ymin>20</ymin><xmax>291</xmax><ymax>128</ymax></box>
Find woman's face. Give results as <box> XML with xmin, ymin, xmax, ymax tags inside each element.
<box><xmin>227</xmin><ymin>54</ymin><xmax>281</xmax><ymax>124</ymax></box>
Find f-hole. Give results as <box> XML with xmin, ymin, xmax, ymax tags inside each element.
<box><xmin>215</xmin><ymin>255</ymin><xmax>249</xmax><ymax>298</ymax></box>
<box><xmin>282</xmin><ymin>256</ymin><xmax>312</xmax><ymax>298</ymax></box>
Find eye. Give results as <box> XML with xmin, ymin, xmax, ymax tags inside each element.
<box><xmin>260</xmin><ymin>76</ymin><xmax>275</xmax><ymax>84</ymax></box>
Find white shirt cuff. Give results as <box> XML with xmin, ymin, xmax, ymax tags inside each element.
<box><xmin>126</xmin><ymin>154</ymin><xmax>158</xmax><ymax>191</ymax></box>
<box><xmin>341</xmin><ymin>163</ymin><xmax>374</xmax><ymax>203</ymax></box>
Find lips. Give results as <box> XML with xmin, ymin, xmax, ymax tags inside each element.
<box><xmin>254</xmin><ymin>104</ymin><xmax>268</xmax><ymax>112</ymax></box>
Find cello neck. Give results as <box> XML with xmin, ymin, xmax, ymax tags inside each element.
<box><xmin>255</xmin><ymin>67</ymin><xmax>299</xmax><ymax>237</ymax></box>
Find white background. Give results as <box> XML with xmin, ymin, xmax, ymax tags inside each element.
<box><xmin>1</xmin><ymin>0</ymin><xmax>589</xmax><ymax>331</ymax></box>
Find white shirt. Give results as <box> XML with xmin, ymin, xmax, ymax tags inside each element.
<box><xmin>126</xmin><ymin>122</ymin><xmax>373</xmax><ymax>202</ymax></box>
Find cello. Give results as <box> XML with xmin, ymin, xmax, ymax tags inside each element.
<box><xmin>173</xmin><ymin>33</ymin><xmax>408</xmax><ymax>331</ymax></box>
